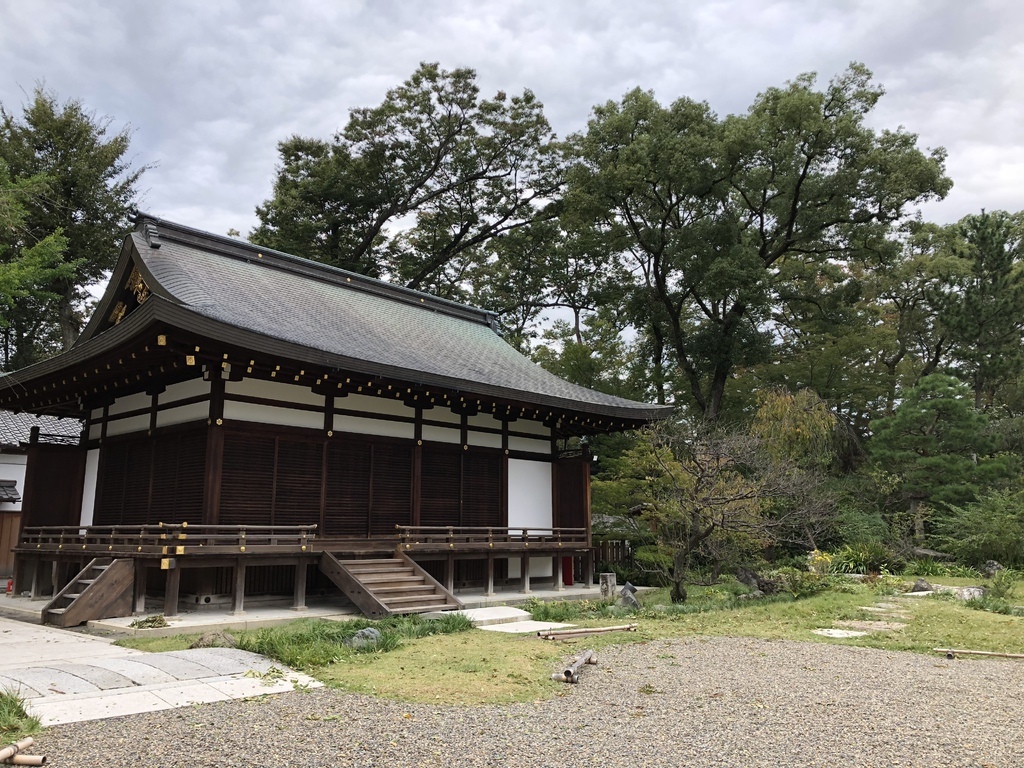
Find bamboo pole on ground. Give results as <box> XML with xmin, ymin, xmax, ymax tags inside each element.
<box><xmin>550</xmin><ymin>649</ymin><xmax>598</xmax><ymax>683</ymax></box>
<box><xmin>934</xmin><ymin>647</ymin><xmax>1024</xmax><ymax>660</ymax></box>
<box><xmin>5</xmin><ymin>754</ymin><xmax>47</xmax><ymax>765</ymax></box>
<box><xmin>538</xmin><ymin>623</ymin><xmax>638</xmax><ymax>639</ymax></box>
<box><xmin>0</xmin><ymin>739</ymin><xmax>34</xmax><ymax>763</ymax></box>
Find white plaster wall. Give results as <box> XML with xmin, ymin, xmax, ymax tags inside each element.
<box><xmin>514</xmin><ymin>419</ymin><xmax>551</xmax><ymax>437</ymax></box>
<box><xmin>0</xmin><ymin>454</ymin><xmax>28</xmax><ymax>512</ymax></box>
<box><xmin>422</xmin><ymin>424</ymin><xmax>460</xmax><ymax>444</ymax></box>
<box><xmin>226</xmin><ymin>378</ymin><xmax>322</xmax><ymax>406</ymax></box>
<box><xmin>467</xmin><ymin>431</ymin><xmax>502</xmax><ymax>449</ymax></box>
<box><xmin>424</xmin><ymin>408</ymin><xmax>461</xmax><ymax>425</ymax></box>
<box><xmin>335</xmin><ymin>414</ymin><xmax>414</xmax><ymax>440</ymax></box>
<box><xmin>88</xmin><ymin>423</ymin><xmax>102</xmax><ymax>441</ymax></box>
<box><xmin>224</xmin><ymin>401</ymin><xmax>323</xmax><ymax>430</ymax></box>
<box><xmin>157</xmin><ymin>402</ymin><xmax>210</xmax><ymax>428</ymax></box>
<box><xmin>107</xmin><ymin>391</ymin><xmax>151</xmax><ymax>416</ymax></box>
<box><xmin>163</xmin><ymin>377</ymin><xmax>210</xmax><ymax>403</ymax></box>
<box><xmin>105</xmin><ymin>414</ymin><xmax>150</xmax><ymax>437</ymax></box>
<box><xmin>508</xmin><ymin>556</ymin><xmax>554</xmax><ymax>579</ymax></box>
<box><xmin>342</xmin><ymin>393</ymin><xmax>414</xmax><ymax>418</ymax></box>
<box><xmin>508</xmin><ymin>458</ymin><xmax>552</xmax><ymax>531</ymax></box>
<box><xmin>80</xmin><ymin>449</ymin><xmax>100</xmax><ymax>526</ymax></box>
<box><xmin>508</xmin><ymin>436</ymin><xmax>550</xmax><ymax>455</ymax></box>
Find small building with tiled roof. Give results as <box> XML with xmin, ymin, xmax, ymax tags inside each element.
<box><xmin>0</xmin><ymin>411</ymin><xmax>83</xmax><ymax>577</ymax></box>
<box><xmin>1</xmin><ymin>214</ymin><xmax>669</xmax><ymax>623</ymax></box>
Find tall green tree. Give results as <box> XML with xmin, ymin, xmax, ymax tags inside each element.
<box><xmin>252</xmin><ymin>62</ymin><xmax>565</xmax><ymax>301</ymax></box>
<box><xmin>936</xmin><ymin>210</ymin><xmax>1024</xmax><ymax>409</ymax></box>
<box><xmin>0</xmin><ymin>87</ymin><xmax>147</xmax><ymax>356</ymax></box>
<box><xmin>0</xmin><ymin>158</ymin><xmax>71</xmax><ymax>368</ymax></box>
<box><xmin>868</xmin><ymin>374</ymin><xmax>1016</xmax><ymax>543</ymax></box>
<box><xmin>566</xmin><ymin>64</ymin><xmax>951</xmax><ymax>422</ymax></box>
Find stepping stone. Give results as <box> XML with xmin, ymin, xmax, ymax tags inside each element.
<box><xmin>443</xmin><ymin>607</ymin><xmax>533</xmax><ymax>626</ymax></box>
<box><xmin>813</xmin><ymin>628</ymin><xmax>869</xmax><ymax>638</ymax></box>
<box><xmin>835</xmin><ymin>619</ymin><xmax>908</xmax><ymax>632</ymax></box>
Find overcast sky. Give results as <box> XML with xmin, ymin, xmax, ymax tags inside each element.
<box><xmin>2</xmin><ymin>0</ymin><xmax>1022</xmax><ymax>239</ymax></box>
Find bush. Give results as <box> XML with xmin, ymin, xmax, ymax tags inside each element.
<box><xmin>828</xmin><ymin>543</ymin><xmax>905</xmax><ymax>574</ymax></box>
<box><xmin>236</xmin><ymin>614</ymin><xmax>473</xmax><ymax>670</ymax></box>
<box><xmin>987</xmin><ymin>569</ymin><xmax>1020</xmax><ymax>600</ymax></box>
<box><xmin>934</xmin><ymin>488</ymin><xmax>1024</xmax><ymax>568</ymax></box>
<box><xmin>0</xmin><ymin>688</ymin><xmax>40</xmax><ymax>737</ymax></box>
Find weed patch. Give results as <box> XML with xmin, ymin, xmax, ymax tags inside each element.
<box><xmin>0</xmin><ymin>688</ymin><xmax>41</xmax><ymax>739</ymax></box>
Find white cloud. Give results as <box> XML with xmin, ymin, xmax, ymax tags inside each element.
<box><xmin>2</xmin><ymin>0</ymin><xmax>1022</xmax><ymax>235</ymax></box>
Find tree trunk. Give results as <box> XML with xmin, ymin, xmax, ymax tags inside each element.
<box><xmin>670</xmin><ymin>549</ymin><xmax>689</xmax><ymax>603</ymax></box>
<box><xmin>911</xmin><ymin>497</ymin><xmax>925</xmax><ymax>545</ymax></box>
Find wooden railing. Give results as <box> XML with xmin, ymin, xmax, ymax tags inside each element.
<box><xmin>395</xmin><ymin>525</ymin><xmax>589</xmax><ymax>551</ymax></box>
<box><xmin>17</xmin><ymin>523</ymin><xmax>318</xmax><ymax>556</ymax></box>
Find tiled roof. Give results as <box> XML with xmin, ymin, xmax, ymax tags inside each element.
<box><xmin>0</xmin><ymin>410</ymin><xmax>82</xmax><ymax>449</ymax></box>
<box><xmin>0</xmin><ymin>480</ymin><xmax>20</xmax><ymax>502</ymax></box>
<box><xmin>117</xmin><ymin>216</ymin><xmax>669</xmax><ymax>422</ymax></box>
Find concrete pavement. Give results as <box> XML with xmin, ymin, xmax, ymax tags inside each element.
<box><xmin>0</xmin><ymin>616</ymin><xmax>320</xmax><ymax>725</ymax></box>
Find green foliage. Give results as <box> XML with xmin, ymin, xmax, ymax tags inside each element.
<box><xmin>937</xmin><ymin>210</ymin><xmax>1024</xmax><ymax>408</ymax></box>
<box><xmin>987</xmin><ymin>569</ymin><xmax>1020</xmax><ymax>600</ymax></box>
<box><xmin>566</xmin><ymin>63</ymin><xmax>949</xmax><ymax>421</ymax></box>
<box><xmin>0</xmin><ymin>687</ymin><xmax>40</xmax><ymax>737</ymax></box>
<box><xmin>252</xmin><ymin>62</ymin><xmax>563</xmax><ymax>308</ymax></box>
<box><xmin>934</xmin><ymin>488</ymin><xmax>1024</xmax><ymax>567</ymax></box>
<box><xmin>828</xmin><ymin>543</ymin><xmax>905</xmax><ymax>574</ymax></box>
<box><xmin>869</xmin><ymin>375</ymin><xmax>1018</xmax><ymax>539</ymax></box>
<box><xmin>235</xmin><ymin>614</ymin><xmax>472</xmax><ymax>671</ymax></box>
<box><xmin>0</xmin><ymin>86</ymin><xmax>146</xmax><ymax>362</ymax></box>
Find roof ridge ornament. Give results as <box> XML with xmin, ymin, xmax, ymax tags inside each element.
<box><xmin>144</xmin><ymin>223</ymin><xmax>162</xmax><ymax>249</ymax></box>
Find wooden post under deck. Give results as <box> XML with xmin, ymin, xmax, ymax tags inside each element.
<box><xmin>485</xmin><ymin>552</ymin><xmax>495</xmax><ymax>596</ymax></box>
<box><xmin>292</xmin><ymin>562</ymin><xmax>307</xmax><ymax>611</ymax></box>
<box><xmin>553</xmin><ymin>555</ymin><xmax>564</xmax><ymax>591</ymax></box>
<box><xmin>445</xmin><ymin>553</ymin><xmax>455</xmax><ymax>592</ymax></box>
<box><xmin>519</xmin><ymin>556</ymin><xmax>531</xmax><ymax>594</ymax></box>
<box><xmin>164</xmin><ymin>567</ymin><xmax>180</xmax><ymax>617</ymax></box>
<box><xmin>133</xmin><ymin>561</ymin><xmax>148</xmax><ymax>614</ymax></box>
<box><xmin>232</xmin><ymin>560</ymin><xmax>246</xmax><ymax>615</ymax></box>
<box><xmin>583</xmin><ymin>550</ymin><xmax>594</xmax><ymax>588</ymax></box>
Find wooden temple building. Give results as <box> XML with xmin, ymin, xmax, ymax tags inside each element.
<box><xmin>0</xmin><ymin>215</ymin><xmax>668</xmax><ymax>625</ymax></box>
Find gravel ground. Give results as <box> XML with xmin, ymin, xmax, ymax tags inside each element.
<box><xmin>35</xmin><ymin>636</ymin><xmax>1024</xmax><ymax>768</ymax></box>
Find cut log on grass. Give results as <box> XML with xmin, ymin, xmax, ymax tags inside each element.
<box><xmin>552</xmin><ymin>649</ymin><xmax>597</xmax><ymax>683</ymax></box>
<box><xmin>934</xmin><ymin>648</ymin><xmax>1024</xmax><ymax>660</ymax></box>
<box><xmin>537</xmin><ymin>623</ymin><xmax>637</xmax><ymax>639</ymax></box>
<box><xmin>5</xmin><ymin>754</ymin><xmax>47</xmax><ymax>766</ymax></box>
<box><xmin>0</xmin><ymin>739</ymin><xmax>34</xmax><ymax>763</ymax></box>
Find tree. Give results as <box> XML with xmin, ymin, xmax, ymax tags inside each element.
<box><xmin>935</xmin><ymin>210</ymin><xmax>1024</xmax><ymax>409</ymax></box>
<box><xmin>566</xmin><ymin>64</ymin><xmax>951</xmax><ymax>422</ymax></box>
<box><xmin>0</xmin><ymin>87</ymin><xmax>147</xmax><ymax>355</ymax></box>
<box><xmin>868</xmin><ymin>374</ymin><xmax>1016</xmax><ymax>543</ymax></box>
<box><xmin>0</xmin><ymin>158</ymin><xmax>71</xmax><ymax>368</ymax></box>
<box><xmin>252</xmin><ymin>62</ymin><xmax>565</xmax><ymax>302</ymax></box>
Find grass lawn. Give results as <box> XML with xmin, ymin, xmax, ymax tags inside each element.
<box><xmin>115</xmin><ymin>576</ymin><xmax>1023</xmax><ymax>705</ymax></box>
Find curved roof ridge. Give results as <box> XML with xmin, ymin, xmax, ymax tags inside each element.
<box><xmin>133</xmin><ymin>212</ymin><xmax>498</xmax><ymax>329</ymax></box>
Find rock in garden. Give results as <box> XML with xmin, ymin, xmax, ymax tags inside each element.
<box><xmin>982</xmin><ymin>560</ymin><xmax>1004</xmax><ymax>578</ymax></box>
<box><xmin>189</xmin><ymin>631</ymin><xmax>237</xmax><ymax>649</ymax></box>
<box><xmin>618</xmin><ymin>582</ymin><xmax>641</xmax><ymax>610</ymax></box>
<box><xmin>345</xmin><ymin>627</ymin><xmax>383</xmax><ymax>649</ymax></box>
<box><xmin>738</xmin><ymin>590</ymin><xmax>764</xmax><ymax>601</ymax></box>
<box><xmin>954</xmin><ymin>586</ymin><xmax>986</xmax><ymax>601</ymax></box>
<box><xmin>911</xmin><ymin>578</ymin><xmax>933</xmax><ymax>593</ymax></box>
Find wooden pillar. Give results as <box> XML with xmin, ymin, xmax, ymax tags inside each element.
<box><xmin>553</xmin><ymin>555</ymin><xmax>564</xmax><ymax>591</ymax></box>
<box><xmin>445</xmin><ymin>553</ymin><xmax>455</xmax><ymax>592</ymax></box>
<box><xmin>50</xmin><ymin>561</ymin><xmax>60</xmax><ymax>598</ymax></box>
<box><xmin>163</xmin><ymin>566</ymin><xmax>180</xmax><ymax>616</ymax></box>
<box><xmin>28</xmin><ymin>559</ymin><xmax>42</xmax><ymax>599</ymax></box>
<box><xmin>133</xmin><ymin>560</ymin><xmax>148</xmax><ymax>614</ymax></box>
<box><xmin>292</xmin><ymin>562</ymin><xmax>307</xmax><ymax>611</ymax></box>
<box><xmin>485</xmin><ymin>552</ymin><xmax>495</xmax><ymax>596</ymax></box>
<box><xmin>202</xmin><ymin>374</ymin><xmax>225</xmax><ymax>525</ymax></box>
<box><xmin>519</xmin><ymin>556</ymin><xmax>531</xmax><ymax>594</ymax></box>
<box><xmin>231</xmin><ymin>560</ymin><xmax>246</xmax><ymax>615</ymax></box>
<box><xmin>583</xmin><ymin>549</ymin><xmax>594</xmax><ymax>588</ymax></box>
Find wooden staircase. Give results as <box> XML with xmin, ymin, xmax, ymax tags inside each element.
<box><xmin>42</xmin><ymin>558</ymin><xmax>134</xmax><ymax>628</ymax></box>
<box><xmin>318</xmin><ymin>552</ymin><xmax>462</xmax><ymax>618</ymax></box>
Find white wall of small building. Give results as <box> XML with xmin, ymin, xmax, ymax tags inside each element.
<box><xmin>0</xmin><ymin>452</ymin><xmax>27</xmax><ymax>513</ymax></box>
